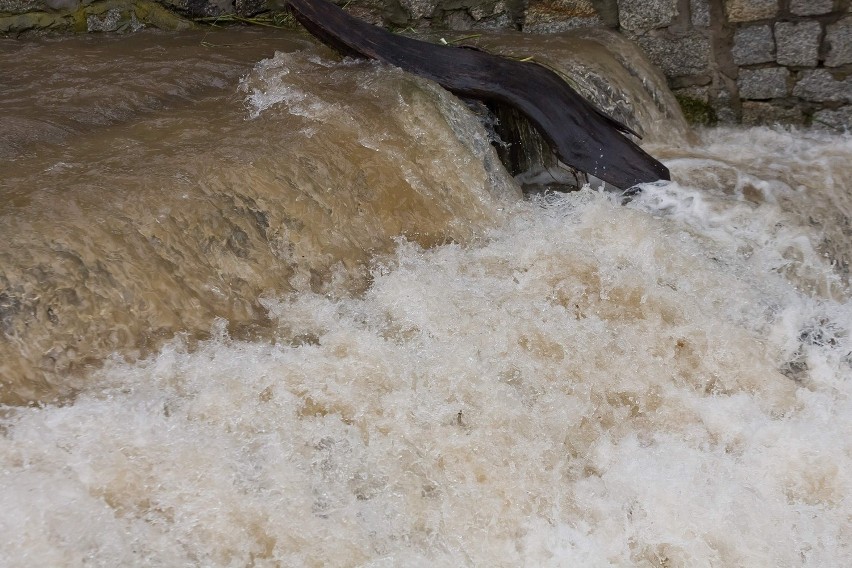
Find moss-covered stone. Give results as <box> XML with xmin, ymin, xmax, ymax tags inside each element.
<box><xmin>1</xmin><ymin>0</ymin><xmax>192</xmax><ymax>32</ymax></box>
<box><xmin>675</xmin><ymin>93</ymin><xmax>717</xmax><ymax>126</ymax></box>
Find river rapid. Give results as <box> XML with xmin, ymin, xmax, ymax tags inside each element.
<box><xmin>0</xmin><ymin>26</ymin><xmax>850</xmax><ymax>566</ymax></box>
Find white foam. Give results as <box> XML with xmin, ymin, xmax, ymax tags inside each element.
<box><xmin>2</xmin><ymin>125</ymin><xmax>851</xmax><ymax>564</ymax></box>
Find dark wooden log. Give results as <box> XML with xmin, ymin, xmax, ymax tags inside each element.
<box><xmin>285</xmin><ymin>0</ymin><xmax>671</xmax><ymax>190</ymax></box>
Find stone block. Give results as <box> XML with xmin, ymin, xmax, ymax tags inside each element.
<box><xmin>525</xmin><ymin>0</ymin><xmax>604</xmax><ymax>32</ymax></box>
<box><xmin>469</xmin><ymin>1</ymin><xmax>507</xmax><ymax>21</ymax></box>
<box><xmin>674</xmin><ymin>88</ymin><xmax>716</xmax><ymax>125</ymax></box>
<box><xmin>825</xmin><ymin>17</ymin><xmax>852</xmax><ymax>67</ymax></box>
<box><xmin>690</xmin><ymin>0</ymin><xmax>709</xmax><ymax>27</ymax></box>
<box><xmin>86</xmin><ymin>7</ymin><xmax>122</xmax><ymax>31</ymax></box>
<box><xmin>446</xmin><ymin>10</ymin><xmax>475</xmax><ymax>29</ymax></box>
<box><xmin>775</xmin><ymin>21</ymin><xmax>821</xmax><ymax>67</ymax></box>
<box><xmin>738</xmin><ymin>67</ymin><xmax>788</xmax><ymax>99</ymax></box>
<box><xmin>725</xmin><ymin>0</ymin><xmax>777</xmax><ymax>23</ymax></box>
<box><xmin>812</xmin><ymin>106</ymin><xmax>852</xmax><ymax>132</ymax></box>
<box><xmin>524</xmin><ymin>16</ymin><xmax>605</xmax><ymax>33</ymax></box>
<box><xmin>618</xmin><ymin>0</ymin><xmax>677</xmax><ymax>32</ymax></box>
<box><xmin>732</xmin><ymin>25</ymin><xmax>774</xmax><ymax>65</ymax></box>
<box><xmin>161</xmin><ymin>0</ymin><xmax>231</xmax><ymax>17</ymax></box>
<box><xmin>674</xmin><ymin>85</ymin><xmax>710</xmax><ymax>102</ymax></box>
<box><xmin>44</xmin><ymin>0</ymin><xmax>79</xmax><ymax>10</ymax></box>
<box><xmin>527</xmin><ymin>0</ymin><xmax>597</xmax><ymax>19</ymax></box>
<box><xmin>790</xmin><ymin>0</ymin><xmax>833</xmax><ymax>16</ymax></box>
<box><xmin>793</xmin><ymin>69</ymin><xmax>852</xmax><ymax>103</ymax></box>
<box><xmin>400</xmin><ymin>0</ymin><xmax>439</xmax><ymax>19</ymax></box>
<box><xmin>741</xmin><ymin>101</ymin><xmax>803</xmax><ymax>125</ymax></box>
<box><xmin>636</xmin><ymin>35</ymin><xmax>711</xmax><ymax>76</ymax></box>
<box><xmin>0</xmin><ymin>0</ymin><xmax>44</xmax><ymax>14</ymax></box>
<box><xmin>589</xmin><ymin>0</ymin><xmax>619</xmax><ymax>27</ymax></box>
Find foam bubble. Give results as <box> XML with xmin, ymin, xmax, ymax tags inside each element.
<box><xmin>2</xmin><ymin>145</ymin><xmax>850</xmax><ymax>564</ymax></box>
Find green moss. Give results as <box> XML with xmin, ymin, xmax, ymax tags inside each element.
<box><xmin>0</xmin><ymin>12</ymin><xmax>68</xmax><ymax>34</ymax></box>
<box><xmin>675</xmin><ymin>93</ymin><xmax>717</xmax><ymax>127</ymax></box>
<box><xmin>133</xmin><ymin>0</ymin><xmax>193</xmax><ymax>30</ymax></box>
<box><xmin>1</xmin><ymin>0</ymin><xmax>191</xmax><ymax>34</ymax></box>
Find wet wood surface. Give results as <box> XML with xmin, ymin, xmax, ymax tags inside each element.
<box><xmin>286</xmin><ymin>0</ymin><xmax>671</xmax><ymax>190</ymax></box>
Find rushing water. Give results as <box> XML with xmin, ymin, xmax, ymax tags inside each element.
<box><xmin>1</xmin><ymin>26</ymin><xmax>850</xmax><ymax>566</ymax></box>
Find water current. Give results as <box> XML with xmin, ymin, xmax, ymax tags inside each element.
<box><xmin>1</xmin><ymin>26</ymin><xmax>850</xmax><ymax>566</ymax></box>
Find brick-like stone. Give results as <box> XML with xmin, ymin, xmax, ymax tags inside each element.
<box><xmin>618</xmin><ymin>0</ymin><xmax>677</xmax><ymax>32</ymax></box>
<box><xmin>690</xmin><ymin>0</ymin><xmax>709</xmax><ymax>27</ymax></box>
<box><xmin>741</xmin><ymin>101</ymin><xmax>803</xmax><ymax>125</ymax></box>
<box><xmin>0</xmin><ymin>0</ymin><xmax>44</xmax><ymax>15</ymax></box>
<box><xmin>775</xmin><ymin>21</ymin><xmax>821</xmax><ymax>67</ymax></box>
<box><xmin>446</xmin><ymin>10</ymin><xmax>475</xmax><ymax>29</ymax></box>
<box><xmin>790</xmin><ymin>0</ymin><xmax>833</xmax><ymax>16</ymax></box>
<box><xmin>524</xmin><ymin>16</ymin><xmax>605</xmax><ymax>32</ymax></box>
<box><xmin>525</xmin><ymin>0</ymin><xmax>604</xmax><ymax>32</ymax></box>
<box><xmin>732</xmin><ymin>25</ymin><xmax>774</xmax><ymax>65</ymax></box>
<box><xmin>812</xmin><ymin>106</ymin><xmax>852</xmax><ymax>132</ymax></box>
<box><xmin>400</xmin><ymin>0</ymin><xmax>438</xmax><ymax>19</ymax></box>
<box><xmin>527</xmin><ymin>0</ymin><xmax>597</xmax><ymax>19</ymax></box>
<box><xmin>738</xmin><ymin>67</ymin><xmax>788</xmax><ymax>99</ymax></box>
<box><xmin>725</xmin><ymin>0</ymin><xmax>777</xmax><ymax>23</ymax></box>
<box><xmin>825</xmin><ymin>17</ymin><xmax>852</xmax><ymax>67</ymax></box>
<box><xmin>636</xmin><ymin>35</ymin><xmax>711</xmax><ymax>76</ymax></box>
<box><xmin>793</xmin><ymin>69</ymin><xmax>852</xmax><ymax>103</ymax></box>
<box><xmin>674</xmin><ymin>85</ymin><xmax>710</xmax><ymax>102</ymax></box>
<box><xmin>86</xmin><ymin>8</ymin><xmax>122</xmax><ymax>32</ymax></box>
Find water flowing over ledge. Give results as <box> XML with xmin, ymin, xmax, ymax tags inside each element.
<box><xmin>1</xmin><ymin>27</ymin><xmax>851</xmax><ymax>566</ymax></box>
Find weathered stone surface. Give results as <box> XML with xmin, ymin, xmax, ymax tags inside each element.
<box><xmin>738</xmin><ymin>67</ymin><xmax>788</xmax><ymax>99</ymax></box>
<box><xmin>637</xmin><ymin>35</ymin><xmax>710</xmax><ymax>76</ymax></box>
<box><xmin>618</xmin><ymin>0</ymin><xmax>677</xmax><ymax>32</ymax></box>
<box><xmin>825</xmin><ymin>17</ymin><xmax>852</xmax><ymax>67</ymax></box>
<box><xmin>690</xmin><ymin>0</ymin><xmax>709</xmax><ymax>27</ymax></box>
<box><xmin>0</xmin><ymin>0</ymin><xmax>44</xmax><ymax>14</ymax></box>
<box><xmin>44</xmin><ymin>0</ymin><xmax>79</xmax><ymax>11</ymax></box>
<box><xmin>342</xmin><ymin>0</ymin><xmax>407</xmax><ymax>26</ymax></box>
<box><xmin>732</xmin><ymin>25</ymin><xmax>774</xmax><ymax>65</ymax></box>
<box><xmin>793</xmin><ymin>69</ymin><xmax>852</xmax><ymax>102</ymax></box>
<box><xmin>0</xmin><ymin>11</ymin><xmax>71</xmax><ymax>33</ymax></box>
<box><xmin>0</xmin><ymin>0</ymin><xmax>192</xmax><ymax>32</ymax></box>
<box><xmin>525</xmin><ymin>0</ymin><xmax>604</xmax><ymax>32</ymax></box>
<box><xmin>790</xmin><ymin>0</ymin><xmax>833</xmax><ymax>16</ymax></box>
<box><xmin>161</xmin><ymin>0</ymin><xmax>232</xmax><ymax>17</ymax></box>
<box><xmin>470</xmin><ymin>11</ymin><xmax>511</xmax><ymax>28</ymax></box>
<box><xmin>87</xmin><ymin>7</ymin><xmax>122</xmax><ymax>31</ymax></box>
<box><xmin>527</xmin><ymin>0</ymin><xmax>596</xmax><ymax>19</ymax></box>
<box><xmin>674</xmin><ymin>85</ymin><xmax>710</xmax><ymax>102</ymax></box>
<box><xmin>589</xmin><ymin>0</ymin><xmax>618</xmax><ymax>27</ymax></box>
<box><xmin>400</xmin><ymin>0</ymin><xmax>438</xmax><ymax>19</ymax></box>
<box><xmin>741</xmin><ymin>101</ymin><xmax>803</xmax><ymax>125</ymax></box>
<box><xmin>524</xmin><ymin>15</ymin><xmax>604</xmax><ymax>32</ymax></box>
<box><xmin>234</xmin><ymin>0</ymin><xmax>264</xmax><ymax>16</ymax></box>
<box><xmin>725</xmin><ymin>0</ymin><xmax>777</xmax><ymax>23</ymax></box>
<box><xmin>812</xmin><ymin>105</ymin><xmax>852</xmax><ymax>131</ymax></box>
<box><xmin>712</xmin><ymin>85</ymin><xmax>738</xmax><ymax>123</ymax></box>
<box><xmin>674</xmin><ymin>88</ymin><xmax>716</xmax><ymax>124</ymax></box>
<box><xmin>775</xmin><ymin>21</ymin><xmax>820</xmax><ymax>67</ymax></box>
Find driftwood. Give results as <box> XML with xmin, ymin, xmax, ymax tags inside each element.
<box><xmin>285</xmin><ymin>0</ymin><xmax>670</xmax><ymax>190</ymax></box>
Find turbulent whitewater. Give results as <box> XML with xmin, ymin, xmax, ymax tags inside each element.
<box><xmin>1</xmin><ymin>27</ymin><xmax>850</xmax><ymax>567</ymax></box>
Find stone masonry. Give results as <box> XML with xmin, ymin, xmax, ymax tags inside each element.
<box><xmin>520</xmin><ymin>0</ymin><xmax>852</xmax><ymax>129</ymax></box>
<box><xmin>1</xmin><ymin>0</ymin><xmax>850</xmax><ymax>128</ymax></box>
<box><xmin>523</xmin><ymin>0</ymin><xmax>852</xmax><ymax>129</ymax></box>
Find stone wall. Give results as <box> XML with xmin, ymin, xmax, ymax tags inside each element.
<box><xmin>2</xmin><ymin>0</ymin><xmax>849</xmax><ymax>129</ymax></box>
<box><xmin>519</xmin><ymin>0</ymin><xmax>851</xmax><ymax>129</ymax></box>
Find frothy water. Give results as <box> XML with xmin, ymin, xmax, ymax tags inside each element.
<box><xmin>1</xmin><ymin>28</ymin><xmax>851</xmax><ymax>567</ymax></box>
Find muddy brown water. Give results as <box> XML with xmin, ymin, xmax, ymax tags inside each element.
<box><xmin>0</xmin><ymin>26</ymin><xmax>851</xmax><ymax>566</ymax></box>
